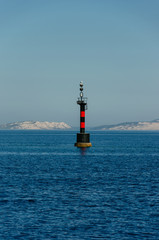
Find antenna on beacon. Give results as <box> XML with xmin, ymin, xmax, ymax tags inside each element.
<box><xmin>74</xmin><ymin>82</ymin><xmax>92</xmax><ymax>147</ymax></box>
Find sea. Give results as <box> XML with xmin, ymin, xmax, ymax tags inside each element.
<box><xmin>0</xmin><ymin>130</ymin><xmax>159</xmax><ymax>240</ymax></box>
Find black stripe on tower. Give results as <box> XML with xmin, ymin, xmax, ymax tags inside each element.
<box><xmin>80</xmin><ymin>104</ymin><xmax>85</xmax><ymax>111</ymax></box>
<box><xmin>80</xmin><ymin>129</ymin><xmax>85</xmax><ymax>133</ymax></box>
<box><xmin>80</xmin><ymin>117</ymin><xmax>85</xmax><ymax>122</ymax></box>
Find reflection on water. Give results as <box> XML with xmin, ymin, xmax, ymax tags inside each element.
<box><xmin>80</xmin><ymin>147</ymin><xmax>87</xmax><ymax>155</ymax></box>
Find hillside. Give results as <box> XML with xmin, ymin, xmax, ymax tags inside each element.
<box><xmin>0</xmin><ymin>121</ymin><xmax>71</xmax><ymax>130</ymax></box>
<box><xmin>93</xmin><ymin>119</ymin><xmax>159</xmax><ymax>131</ymax></box>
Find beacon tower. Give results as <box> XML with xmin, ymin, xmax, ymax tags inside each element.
<box><xmin>75</xmin><ymin>82</ymin><xmax>92</xmax><ymax>147</ymax></box>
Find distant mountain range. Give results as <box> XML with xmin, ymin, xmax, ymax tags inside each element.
<box><xmin>0</xmin><ymin>121</ymin><xmax>71</xmax><ymax>130</ymax></box>
<box><xmin>1</xmin><ymin>119</ymin><xmax>159</xmax><ymax>130</ymax></box>
<box><xmin>93</xmin><ymin>119</ymin><xmax>159</xmax><ymax>131</ymax></box>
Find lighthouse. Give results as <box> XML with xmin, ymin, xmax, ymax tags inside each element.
<box><xmin>75</xmin><ymin>82</ymin><xmax>92</xmax><ymax>147</ymax></box>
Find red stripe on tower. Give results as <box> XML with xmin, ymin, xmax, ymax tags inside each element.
<box><xmin>80</xmin><ymin>122</ymin><xmax>85</xmax><ymax>129</ymax></box>
<box><xmin>81</xmin><ymin>111</ymin><xmax>85</xmax><ymax>117</ymax></box>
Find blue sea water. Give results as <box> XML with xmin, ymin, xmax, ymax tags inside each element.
<box><xmin>0</xmin><ymin>130</ymin><xmax>159</xmax><ymax>239</ymax></box>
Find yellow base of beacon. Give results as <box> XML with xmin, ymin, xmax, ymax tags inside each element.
<box><xmin>74</xmin><ymin>142</ymin><xmax>92</xmax><ymax>148</ymax></box>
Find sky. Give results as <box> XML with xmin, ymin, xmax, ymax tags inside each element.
<box><xmin>0</xmin><ymin>0</ymin><xmax>159</xmax><ymax>127</ymax></box>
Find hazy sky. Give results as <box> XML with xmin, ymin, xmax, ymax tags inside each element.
<box><xmin>0</xmin><ymin>0</ymin><xmax>159</xmax><ymax>127</ymax></box>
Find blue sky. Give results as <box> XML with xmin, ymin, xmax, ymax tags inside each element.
<box><xmin>0</xmin><ymin>0</ymin><xmax>159</xmax><ymax>127</ymax></box>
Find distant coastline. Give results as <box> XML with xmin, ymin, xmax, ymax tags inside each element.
<box><xmin>93</xmin><ymin>119</ymin><xmax>159</xmax><ymax>131</ymax></box>
<box><xmin>1</xmin><ymin>119</ymin><xmax>159</xmax><ymax>130</ymax></box>
<box><xmin>0</xmin><ymin>121</ymin><xmax>71</xmax><ymax>130</ymax></box>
